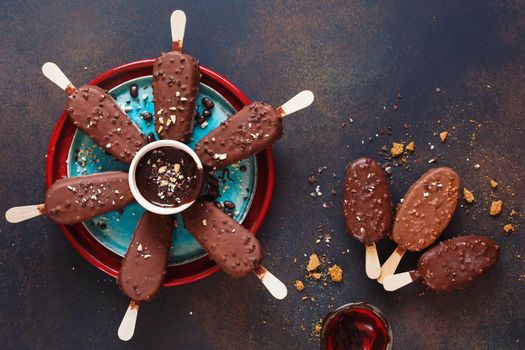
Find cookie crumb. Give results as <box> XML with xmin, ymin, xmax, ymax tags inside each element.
<box><xmin>490</xmin><ymin>200</ymin><xmax>503</xmax><ymax>216</ymax></box>
<box><xmin>439</xmin><ymin>131</ymin><xmax>448</xmax><ymax>142</ymax></box>
<box><xmin>510</xmin><ymin>209</ymin><xmax>518</xmax><ymax>216</ymax></box>
<box><xmin>406</xmin><ymin>141</ymin><xmax>415</xmax><ymax>152</ymax></box>
<box><xmin>391</xmin><ymin>142</ymin><xmax>404</xmax><ymax>157</ymax></box>
<box><xmin>294</xmin><ymin>280</ymin><xmax>305</xmax><ymax>292</ymax></box>
<box><xmin>314</xmin><ymin>322</ymin><xmax>323</xmax><ymax>336</ymax></box>
<box><xmin>503</xmin><ymin>224</ymin><xmax>515</xmax><ymax>234</ymax></box>
<box><xmin>463</xmin><ymin>188</ymin><xmax>475</xmax><ymax>203</ymax></box>
<box><xmin>490</xmin><ymin>179</ymin><xmax>498</xmax><ymax>188</ymax></box>
<box><xmin>311</xmin><ymin>272</ymin><xmax>323</xmax><ymax>280</ymax></box>
<box><xmin>328</xmin><ymin>264</ymin><xmax>343</xmax><ymax>282</ymax></box>
<box><xmin>307</xmin><ymin>254</ymin><xmax>321</xmax><ymax>272</ymax></box>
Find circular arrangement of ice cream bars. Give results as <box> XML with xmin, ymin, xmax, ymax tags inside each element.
<box><xmin>377</xmin><ymin>167</ymin><xmax>460</xmax><ymax>283</ymax></box>
<box><xmin>41</xmin><ymin>63</ymin><xmax>146</xmax><ymax>163</ymax></box>
<box><xmin>5</xmin><ymin>9</ymin><xmax>314</xmax><ymax>342</ymax></box>
<box><xmin>343</xmin><ymin>158</ymin><xmax>393</xmax><ymax>279</ymax></box>
<box><xmin>5</xmin><ymin>171</ymin><xmax>134</xmax><ymax>225</ymax></box>
<box><xmin>195</xmin><ymin>90</ymin><xmax>314</xmax><ymax>170</ymax></box>
<box><xmin>383</xmin><ymin>235</ymin><xmax>499</xmax><ymax>292</ymax></box>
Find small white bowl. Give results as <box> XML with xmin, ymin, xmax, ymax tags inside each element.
<box><xmin>128</xmin><ymin>140</ymin><xmax>204</xmax><ymax>215</ymax></box>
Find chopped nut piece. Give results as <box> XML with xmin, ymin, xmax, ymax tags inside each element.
<box><xmin>503</xmin><ymin>224</ymin><xmax>515</xmax><ymax>234</ymax></box>
<box><xmin>307</xmin><ymin>254</ymin><xmax>321</xmax><ymax>272</ymax></box>
<box><xmin>391</xmin><ymin>142</ymin><xmax>404</xmax><ymax>157</ymax></box>
<box><xmin>294</xmin><ymin>280</ymin><xmax>305</xmax><ymax>292</ymax></box>
<box><xmin>490</xmin><ymin>200</ymin><xmax>503</xmax><ymax>216</ymax></box>
<box><xmin>463</xmin><ymin>188</ymin><xmax>475</xmax><ymax>203</ymax></box>
<box><xmin>439</xmin><ymin>131</ymin><xmax>448</xmax><ymax>142</ymax></box>
<box><xmin>490</xmin><ymin>179</ymin><xmax>498</xmax><ymax>188</ymax></box>
<box><xmin>174</xmin><ymin>163</ymin><xmax>181</xmax><ymax>173</ymax></box>
<box><xmin>406</xmin><ymin>141</ymin><xmax>415</xmax><ymax>152</ymax></box>
<box><xmin>328</xmin><ymin>264</ymin><xmax>343</xmax><ymax>282</ymax></box>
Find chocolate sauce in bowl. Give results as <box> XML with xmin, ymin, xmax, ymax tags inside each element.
<box><xmin>135</xmin><ymin>147</ymin><xmax>203</xmax><ymax>207</ymax></box>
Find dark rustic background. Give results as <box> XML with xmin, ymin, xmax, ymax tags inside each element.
<box><xmin>1</xmin><ymin>1</ymin><xmax>524</xmax><ymax>349</ymax></box>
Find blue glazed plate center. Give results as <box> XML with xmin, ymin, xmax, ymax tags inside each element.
<box><xmin>67</xmin><ymin>76</ymin><xmax>257</xmax><ymax>266</ymax></box>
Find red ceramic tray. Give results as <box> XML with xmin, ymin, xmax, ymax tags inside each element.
<box><xmin>45</xmin><ymin>59</ymin><xmax>275</xmax><ymax>286</ymax></box>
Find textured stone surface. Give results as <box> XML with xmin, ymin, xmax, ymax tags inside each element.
<box><xmin>1</xmin><ymin>1</ymin><xmax>524</xmax><ymax>349</ymax></box>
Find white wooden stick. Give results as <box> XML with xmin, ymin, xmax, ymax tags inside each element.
<box><xmin>118</xmin><ymin>300</ymin><xmax>140</xmax><ymax>342</ymax></box>
<box><xmin>377</xmin><ymin>246</ymin><xmax>406</xmax><ymax>284</ymax></box>
<box><xmin>383</xmin><ymin>271</ymin><xmax>418</xmax><ymax>291</ymax></box>
<box><xmin>254</xmin><ymin>265</ymin><xmax>288</xmax><ymax>300</ymax></box>
<box><xmin>42</xmin><ymin>62</ymin><xmax>76</xmax><ymax>94</ymax></box>
<box><xmin>276</xmin><ymin>90</ymin><xmax>314</xmax><ymax>117</ymax></box>
<box><xmin>5</xmin><ymin>204</ymin><xmax>45</xmax><ymax>223</ymax></box>
<box><xmin>365</xmin><ymin>243</ymin><xmax>381</xmax><ymax>279</ymax></box>
<box><xmin>170</xmin><ymin>10</ymin><xmax>186</xmax><ymax>51</ymax></box>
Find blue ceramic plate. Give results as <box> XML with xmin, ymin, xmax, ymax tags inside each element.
<box><xmin>67</xmin><ymin>76</ymin><xmax>257</xmax><ymax>265</ymax></box>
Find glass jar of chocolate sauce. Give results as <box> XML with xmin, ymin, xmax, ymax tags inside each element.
<box><xmin>320</xmin><ymin>303</ymin><xmax>392</xmax><ymax>350</ymax></box>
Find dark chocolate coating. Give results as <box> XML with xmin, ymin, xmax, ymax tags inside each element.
<box><xmin>67</xmin><ymin>85</ymin><xmax>146</xmax><ymax>163</ymax></box>
<box><xmin>45</xmin><ymin>171</ymin><xmax>134</xmax><ymax>225</ymax></box>
<box><xmin>392</xmin><ymin>167</ymin><xmax>460</xmax><ymax>251</ymax></box>
<box><xmin>343</xmin><ymin>158</ymin><xmax>393</xmax><ymax>244</ymax></box>
<box><xmin>152</xmin><ymin>51</ymin><xmax>200</xmax><ymax>142</ymax></box>
<box><xmin>195</xmin><ymin>102</ymin><xmax>282</xmax><ymax>170</ymax></box>
<box><xmin>182</xmin><ymin>201</ymin><xmax>263</xmax><ymax>278</ymax></box>
<box><xmin>417</xmin><ymin>235</ymin><xmax>499</xmax><ymax>292</ymax></box>
<box><xmin>118</xmin><ymin>212</ymin><xmax>174</xmax><ymax>301</ymax></box>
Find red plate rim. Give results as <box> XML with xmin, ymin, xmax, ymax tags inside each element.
<box><xmin>45</xmin><ymin>59</ymin><xmax>275</xmax><ymax>287</ymax></box>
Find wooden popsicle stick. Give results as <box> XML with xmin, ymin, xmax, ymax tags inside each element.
<box><xmin>253</xmin><ymin>265</ymin><xmax>288</xmax><ymax>300</ymax></box>
<box><xmin>276</xmin><ymin>90</ymin><xmax>314</xmax><ymax>117</ymax></box>
<box><xmin>364</xmin><ymin>243</ymin><xmax>381</xmax><ymax>279</ymax></box>
<box><xmin>118</xmin><ymin>300</ymin><xmax>140</xmax><ymax>341</ymax></box>
<box><xmin>383</xmin><ymin>271</ymin><xmax>419</xmax><ymax>291</ymax></box>
<box><xmin>42</xmin><ymin>62</ymin><xmax>77</xmax><ymax>95</ymax></box>
<box><xmin>170</xmin><ymin>10</ymin><xmax>186</xmax><ymax>52</ymax></box>
<box><xmin>5</xmin><ymin>204</ymin><xmax>46</xmax><ymax>223</ymax></box>
<box><xmin>377</xmin><ymin>246</ymin><xmax>406</xmax><ymax>284</ymax></box>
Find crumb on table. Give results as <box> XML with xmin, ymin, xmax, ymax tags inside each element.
<box><xmin>490</xmin><ymin>200</ymin><xmax>503</xmax><ymax>216</ymax></box>
<box><xmin>490</xmin><ymin>179</ymin><xmax>498</xmax><ymax>188</ymax></box>
<box><xmin>307</xmin><ymin>254</ymin><xmax>321</xmax><ymax>272</ymax></box>
<box><xmin>391</xmin><ymin>142</ymin><xmax>404</xmax><ymax>157</ymax></box>
<box><xmin>294</xmin><ymin>280</ymin><xmax>305</xmax><ymax>292</ymax></box>
<box><xmin>463</xmin><ymin>188</ymin><xmax>475</xmax><ymax>203</ymax></box>
<box><xmin>440</xmin><ymin>131</ymin><xmax>448</xmax><ymax>142</ymax></box>
<box><xmin>328</xmin><ymin>264</ymin><xmax>343</xmax><ymax>282</ymax></box>
<box><xmin>503</xmin><ymin>224</ymin><xmax>515</xmax><ymax>234</ymax></box>
<box><xmin>406</xmin><ymin>141</ymin><xmax>415</xmax><ymax>152</ymax></box>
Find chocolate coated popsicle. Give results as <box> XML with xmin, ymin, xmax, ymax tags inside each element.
<box><xmin>343</xmin><ymin>158</ymin><xmax>393</xmax><ymax>279</ymax></box>
<box><xmin>392</xmin><ymin>167</ymin><xmax>460</xmax><ymax>251</ymax></box>
<box><xmin>152</xmin><ymin>52</ymin><xmax>200</xmax><ymax>142</ymax></box>
<box><xmin>67</xmin><ymin>85</ymin><xmax>146</xmax><ymax>163</ymax></box>
<box><xmin>118</xmin><ymin>212</ymin><xmax>174</xmax><ymax>301</ymax></box>
<box><xmin>182</xmin><ymin>200</ymin><xmax>263</xmax><ymax>278</ymax></box>
<box><xmin>343</xmin><ymin>158</ymin><xmax>392</xmax><ymax>244</ymax></box>
<box><xmin>195</xmin><ymin>102</ymin><xmax>282</xmax><ymax>170</ymax></box>
<box><xmin>45</xmin><ymin>171</ymin><xmax>134</xmax><ymax>225</ymax></box>
<box><xmin>378</xmin><ymin>167</ymin><xmax>460</xmax><ymax>283</ymax></box>
<box><xmin>384</xmin><ymin>235</ymin><xmax>499</xmax><ymax>292</ymax></box>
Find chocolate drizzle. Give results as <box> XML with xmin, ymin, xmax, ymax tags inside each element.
<box><xmin>417</xmin><ymin>235</ymin><xmax>499</xmax><ymax>292</ymax></box>
<box><xmin>118</xmin><ymin>212</ymin><xmax>174</xmax><ymax>301</ymax></box>
<box><xmin>182</xmin><ymin>201</ymin><xmax>263</xmax><ymax>278</ymax></box>
<box><xmin>343</xmin><ymin>158</ymin><xmax>393</xmax><ymax>244</ymax></box>
<box><xmin>45</xmin><ymin>171</ymin><xmax>134</xmax><ymax>225</ymax></box>
<box><xmin>67</xmin><ymin>85</ymin><xmax>146</xmax><ymax>163</ymax></box>
<box><xmin>392</xmin><ymin>167</ymin><xmax>460</xmax><ymax>251</ymax></box>
<box><xmin>195</xmin><ymin>102</ymin><xmax>282</xmax><ymax>170</ymax></box>
<box><xmin>152</xmin><ymin>51</ymin><xmax>200</xmax><ymax>142</ymax></box>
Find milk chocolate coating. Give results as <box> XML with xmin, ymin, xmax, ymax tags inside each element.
<box><xmin>152</xmin><ymin>51</ymin><xmax>200</xmax><ymax>142</ymax></box>
<box><xmin>118</xmin><ymin>212</ymin><xmax>174</xmax><ymax>301</ymax></box>
<box><xmin>417</xmin><ymin>235</ymin><xmax>499</xmax><ymax>292</ymax></box>
<box><xmin>182</xmin><ymin>201</ymin><xmax>263</xmax><ymax>278</ymax></box>
<box><xmin>195</xmin><ymin>102</ymin><xmax>282</xmax><ymax>170</ymax></box>
<box><xmin>67</xmin><ymin>85</ymin><xmax>146</xmax><ymax>163</ymax></box>
<box><xmin>343</xmin><ymin>158</ymin><xmax>393</xmax><ymax>244</ymax></box>
<box><xmin>45</xmin><ymin>171</ymin><xmax>134</xmax><ymax>225</ymax></box>
<box><xmin>392</xmin><ymin>167</ymin><xmax>460</xmax><ymax>251</ymax></box>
